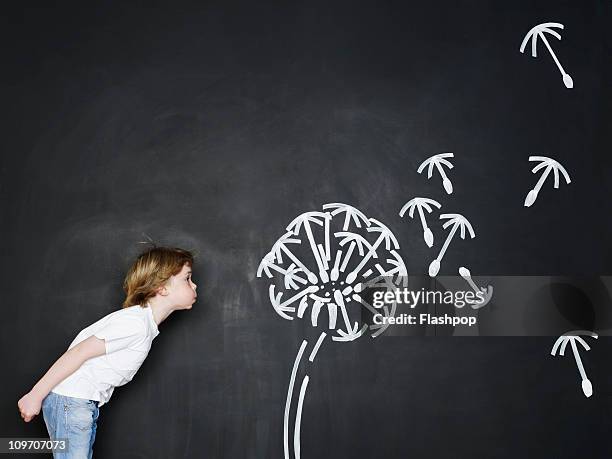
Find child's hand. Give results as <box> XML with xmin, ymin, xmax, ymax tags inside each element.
<box><xmin>17</xmin><ymin>392</ymin><xmax>42</xmax><ymax>422</ymax></box>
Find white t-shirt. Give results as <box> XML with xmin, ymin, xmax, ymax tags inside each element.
<box><xmin>51</xmin><ymin>304</ymin><xmax>159</xmax><ymax>407</ymax></box>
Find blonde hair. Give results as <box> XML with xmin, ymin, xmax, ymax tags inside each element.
<box><xmin>122</xmin><ymin>246</ymin><xmax>195</xmax><ymax>308</ymax></box>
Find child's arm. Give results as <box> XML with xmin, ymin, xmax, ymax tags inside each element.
<box><xmin>17</xmin><ymin>335</ymin><xmax>106</xmax><ymax>422</ymax></box>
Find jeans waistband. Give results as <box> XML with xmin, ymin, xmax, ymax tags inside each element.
<box><xmin>50</xmin><ymin>391</ymin><xmax>100</xmax><ymax>407</ymax></box>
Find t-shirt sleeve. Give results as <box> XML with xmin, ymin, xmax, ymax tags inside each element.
<box><xmin>94</xmin><ymin>317</ymin><xmax>146</xmax><ymax>354</ymax></box>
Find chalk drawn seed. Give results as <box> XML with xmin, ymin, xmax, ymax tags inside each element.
<box><xmin>258</xmin><ymin>253</ymin><xmax>308</xmax><ymax>290</ymax></box>
<box><xmin>334</xmin><ymin>231</ymin><xmax>373</xmax><ymax>282</ymax></box>
<box><xmin>399</xmin><ymin>197</ymin><xmax>442</xmax><ymax>248</ymax></box>
<box><xmin>520</xmin><ymin>22</ymin><xmax>573</xmax><ymax>88</ymax></box>
<box><xmin>343</xmin><ymin>218</ymin><xmax>400</xmax><ymax>284</ymax></box>
<box><xmin>417</xmin><ymin>152</ymin><xmax>455</xmax><ymax>194</ymax></box>
<box><xmin>523</xmin><ymin>156</ymin><xmax>571</xmax><ymax>207</ymax></box>
<box><xmin>458</xmin><ymin>266</ymin><xmax>493</xmax><ymax>309</ymax></box>
<box><xmin>428</xmin><ymin>213</ymin><xmax>475</xmax><ymax>277</ymax></box>
<box><xmin>286</xmin><ymin>212</ymin><xmax>333</xmax><ymax>283</ymax></box>
<box><xmin>271</xmin><ymin>232</ymin><xmax>320</xmax><ymax>284</ymax></box>
<box><xmin>551</xmin><ymin>331</ymin><xmax>598</xmax><ymax>397</ymax></box>
<box><xmin>322</xmin><ymin>202</ymin><xmax>370</xmax><ymax>231</ymax></box>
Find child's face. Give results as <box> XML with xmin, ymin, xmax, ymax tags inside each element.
<box><xmin>165</xmin><ymin>263</ymin><xmax>198</xmax><ymax>309</ymax></box>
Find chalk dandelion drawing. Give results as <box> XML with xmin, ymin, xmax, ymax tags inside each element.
<box><xmin>257</xmin><ymin>202</ymin><xmax>407</xmax><ymax>459</ymax></box>
<box><xmin>520</xmin><ymin>22</ymin><xmax>573</xmax><ymax>89</ymax></box>
<box><xmin>523</xmin><ymin>156</ymin><xmax>571</xmax><ymax>207</ymax></box>
<box><xmin>551</xmin><ymin>330</ymin><xmax>598</xmax><ymax>398</ymax></box>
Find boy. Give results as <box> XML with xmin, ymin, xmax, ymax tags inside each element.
<box><xmin>17</xmin><ymin>246</ymin><xmax>197</xmax><ymax>458</ymax></box>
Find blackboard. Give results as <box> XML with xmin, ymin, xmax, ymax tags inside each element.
<box><xmin>2</xmin><ymin>1</ymin><xmax>611</xmax><ymax>457</ymax></box>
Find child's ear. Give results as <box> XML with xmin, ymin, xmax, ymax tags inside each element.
<box><xmin>156</xmin><ymin>285</ymin><xmax>169</xmax><ymax>296</ymax></box>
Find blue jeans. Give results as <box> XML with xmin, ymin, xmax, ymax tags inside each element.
<box><xmin>42</xmin><ymin>392</ymin><xmax>99</xmax><ymax>459</ymax></box>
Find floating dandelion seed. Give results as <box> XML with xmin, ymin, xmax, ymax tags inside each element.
<box><xmin>551</xmin><ymin>330</ymin><xmax>598</xmax><ymax>398</ymax></box>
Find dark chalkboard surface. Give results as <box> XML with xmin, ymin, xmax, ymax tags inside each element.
<box><xmin>2</xmin><ymin>1</ymin><xmax>611</xmax><ymax>457</ymax></box>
